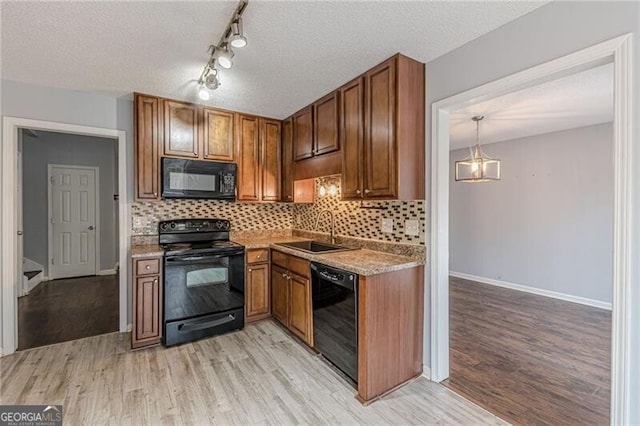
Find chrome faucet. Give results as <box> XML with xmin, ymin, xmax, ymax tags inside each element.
<box><xmin>315</xmin><ymin>210</ymin><xmax>336</xmax><ymax>244</ymax></box>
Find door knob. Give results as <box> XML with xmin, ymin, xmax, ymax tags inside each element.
<box><xmin>17</xmin><ymin>230</ymin><xmax>23</xmax><ymax>235</ymax></box>
<box><xmin>88</xmin><ymin>226</ymin><xmax>95</xmax><ymax>230</ymax></box>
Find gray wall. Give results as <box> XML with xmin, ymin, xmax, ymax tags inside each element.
<box><xmin>425</xmin><ymin>2</ymin><xmax>640</xmax><ymax>419</ymax></box>
<box><xmin>449</xmin><ymin>123</ymin><xmax>613</xmax><ymax>303</ymax></box>
<box><xmin>22</xmin><ymin>130</ymin><xmax>118</xmax><ymax>276</ymax></box>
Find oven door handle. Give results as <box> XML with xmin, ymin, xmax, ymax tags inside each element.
<box><xmin>178</xmin><ymin>314</ymin><xmax>236</xmax><ymax>333</ymax></box>
<box><xmin>166</xmin><ymin>255</ymin><xmax>222</xmax><ymax>262</ymax></box>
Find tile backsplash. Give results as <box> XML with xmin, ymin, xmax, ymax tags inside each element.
<box><xmin>293</xmin><ymin>176</ymin><xmax>426</xmax><ymax>245</ymax></box>
<box><xmin>131</xmin><ymin>200</ymin><xmax>294</xmax><ymax>235</ymax></box>
<box><xmin>131</xmin><ymin>176</ymin><xmax>426</xmax><ymax>245</ymax></box>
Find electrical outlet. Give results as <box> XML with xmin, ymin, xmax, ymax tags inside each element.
<box><xmin>381</xmin><ymin>218</ymin><xmax>393</xmax><ymax>233</ymax></box>
<box><xmin>404</xmin><ymin>219</ymin><xmax>419</xmax><ymax>236</ymax></box>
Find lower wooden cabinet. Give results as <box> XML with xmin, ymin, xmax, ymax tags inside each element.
<box><xmin>245</xmin><ymin>249</ymin><xmax>271</xmax><ymax>322</ymax></box>
<box><xmin>270</xmin><ymin>250</ymin><xmax>313</xmax><ymax>346</ymax></box>
<box><xmin>132</xmin><ymin>256</ymin><xmax>163</xmax><ymax>349</ymax></box>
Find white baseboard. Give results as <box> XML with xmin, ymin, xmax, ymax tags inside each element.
<box><xmin>98</xmin><ymin>269</ymin><xmax>117</xmax><ymax>276</ymax></box>
<box><xmin>449</xmin><ymin>271</ymin><xmax>612</xmax><ymax>311</ymax></box>
<box><xmin>421</xmin><ymin>366</ymin><xmax>431</xmax><ymax>381</ymax></box>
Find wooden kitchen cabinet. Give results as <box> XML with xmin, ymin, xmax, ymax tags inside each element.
<box><xmin>270</xmin><ymin>250</ymin><xmax>313</xmax><ymax>346</ymax></box>
<box><xmin>293</xmin><ymin>106</ymin><xmax>314</xmax><ymax>161</ymax></box>
<box><xmin>163</xmin><ymin>99</ymin><xmax>199</xmax><ymax>158</ymax></box>
<box><xmin>132</xmin><ymin>256</ymin><xmax>163</xmax><ymax>349</ymax></box>
<box><xmin>135</xmin><ymin>94</ymin><xmax>162</xmax><ymax>200</ymax></box>
<box><xmin>202</xmin><ymin>107</ymin><xmax>235</xmax><ymax>162</ymax></box>
<box><xmin>342</xmin><ymin>54</ymin><xmax>425</xmax><ymax>201</ymax></box>
<box><xmin>236</xmin><ymin>114</ymin><xmax>281</xmax><ymax>202</ymax></box>
<box><xmin>281</xmin><ymin>117</ymin><xmax>294</xmax><ymax>202</ymax></box>
<box><xmin>245</xmin><ymin>249</ymin><xmax>271</xmax><ymax>322</ymax></box>
<box><xmin>313</xmin><ymin>91</ymin><xmax>340</xmax><ymax>156</ymax></box>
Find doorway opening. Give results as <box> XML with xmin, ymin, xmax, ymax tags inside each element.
<box><xmin>429</xmin><ymin>34</ymin><xmax>634</xmax><ymax>424</ymax></box>
<box><xmin>17</xmin><ymin>130</ymin><xmax>119</xmax><ymax>350</ymax></box>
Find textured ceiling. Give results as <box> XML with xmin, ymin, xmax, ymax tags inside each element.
<box><xmin>1</xmin><ymin>0</ymin><xmax>547</xmax><ymax>119</ymax></box>
<box><xmin>449</xmin><ymin>63</ymin><xmax>614</xmax><ymax>151</ymax></box>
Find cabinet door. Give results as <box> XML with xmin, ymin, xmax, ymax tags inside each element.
<box><xmin>271</xmin><ymin>265</ymin><xmax>289</xmax><ymax>326</ymax></box>
<box><xmin>293</xmin><ymin>106</ymin><xmax>314</xmax><ymax>161</ymax></box>
<box><xmin>246</xmin><ymin>263</ymin><xmax>270</xmax><ymax>322</ymax></box>
<box><xmin>133</xmin><ymin>274</ymin><xmax>162</xmax><ymax>347</ymax></box>
<box><xmin>135</xmin><ymin>94</ymin><xmax>161</xmax><ymax>200</ymax></box>
<box><xmin>340</xmin><ymin>77</ymin><xmax>365</xmax><ymax>199</ymax></box>
<box><xmin>314</xmin><ymin>91</ymin><xmax>340</xmax><ymax>156</ymax></box>
<box><xmin>164</xmin><ymin>100</ymin><xmax>199</xmax><ymax>158</ymax></box>
<box><xmin>281</xmin><ymin>117</ymin><xmax>294</xmax><ymax>202</ymax></box>
<box><xmin>260</xmin><ymin>118</ymin><xmax>281</xmax><ymax>201</ymax></box>
<box><xmin>236</xmin><ymin>114</ymin><xmax>261</xmax><ymax>201</ymax></box>
<box><xmin>364</xmin><ymin>58</ymin><xmax>397</xmax><ymax>199</ymax></box>
<box><xmin>202</xmin><ymin>107</ymin><xmax>234</xmax><ymax>161</ymax></box>
<box><xmin>289</xmin><ymin>272</ymin><xmax>312</xmax><ymax>345</ymax></box>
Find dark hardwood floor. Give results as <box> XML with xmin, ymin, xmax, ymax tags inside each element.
<box><xmin>18</xmin><ymin>275</ymin><xmax>118</xmax><ymax>351</ymax></box>
<box><xmin>444</xmin><ymin>276</ymin><xmax>611</xmax><ymax>426</ymax></box>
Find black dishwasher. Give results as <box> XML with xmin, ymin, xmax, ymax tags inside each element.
<box><xmin>311</xmin><ymin>262</ymin><xmax>358</xmax><ymax>384</ymax></box>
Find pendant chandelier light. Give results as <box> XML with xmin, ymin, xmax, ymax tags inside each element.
<box><xmin>455</xmin><ymin>115</ymin><xmax>501</xmax><ymax>182</ymax></box>
<box><xmin>197</xmin><ymin>0</ymin><xmax>248</xmax><ymax>100</ymax></box>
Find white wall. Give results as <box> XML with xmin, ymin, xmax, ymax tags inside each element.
<box><xmin>425</xmin><ymin>2</ymin><xmax>640</xmax><ymax>421</ymax></box>
<box><xmin>22</xmin><ymin>130</ymin><xmax>119</xmax><ymax>277</ymax></box>
<box><xmin>449</xmin><ymin>123</ymin><xmax>613</xmax><ymax>304</ymax></box>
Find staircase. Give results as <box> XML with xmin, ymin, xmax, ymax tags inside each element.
<box><xmin>22</xmin><ymin>257</ymin><xmax>44</xmax><ymax>296</ymax></box>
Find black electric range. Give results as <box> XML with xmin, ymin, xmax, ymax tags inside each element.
<box><xmin>159</xmin><ymin>218</ymin><xmax>245</xmax><ymax>346</ymax></box>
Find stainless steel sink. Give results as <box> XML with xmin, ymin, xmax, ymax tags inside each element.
<box><xmin>275</xmin><ymin>240</ymin><xmax>353</xmax><ymax>254</ymax></box>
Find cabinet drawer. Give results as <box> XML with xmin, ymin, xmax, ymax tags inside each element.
<box><xmin>271</xmin><ymin>250</ymin><xmax>288</xmax><ymax>268</ymax></box>
<box><xmin>247</xmin><ymin>249</ymin><xmax>269</xmax><ymax>264</ymax></box>
<box><xmin>288</xmin><ymin>255</ymin><xmax>310</xmax><ymax>278</ymax></box>
<box><xmin>135</xmin><ymin>258</ymin><xmax>160</xmax><ymax>276</ymax></box>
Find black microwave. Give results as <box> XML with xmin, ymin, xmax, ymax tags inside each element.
<box><xmin>162</xmin><ymin>157</ymin><xmax>237</xmax><ymax>200</ymax></box>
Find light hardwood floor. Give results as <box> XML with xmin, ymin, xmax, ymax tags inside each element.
<box><xmin>444</xmin><ymin>276</ymin><xmax>611</xmax><ymax>425</ymax></box>
<box><xmin>1</xmin><ymin>320</ymin><xmax>505</xmax><ymax>425</ymax></box>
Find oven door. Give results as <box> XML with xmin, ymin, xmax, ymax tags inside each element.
<box><xmin>163</xmin><ymin>250</ymin><xmax>244</xmax><ymax>346</ymax></box>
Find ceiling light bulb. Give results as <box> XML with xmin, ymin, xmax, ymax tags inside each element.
<box><xmin>198</xmin><ymin>86</ymin><xmax>210</xmax><ymax>101</ymax></box>
<box><xmin>217</xmin><ymin>46</ymin><xmax>234</xmax><ymax>69</ymax></box>
<box><xmin>229</xmin><ymin>19</ymin><xmax>247</xmax><ymax>48</ymax></box>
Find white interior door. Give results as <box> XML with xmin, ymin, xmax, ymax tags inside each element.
<box><xmin>48</xmin><ymin>165</ymin><xmax>98</xmax><ymax>279</ymax></box>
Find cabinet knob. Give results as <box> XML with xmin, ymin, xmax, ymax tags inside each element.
<box><xmin>248</xmin><ymin>268</ymin><xmax>252</xmax><ymax>272</ymax></box>
<box><xmin>193</xmin><ymin>152</ymin><xmax>198</xmax><ymax>156</ymax></box>
<box><xmin>145</xmin><ymin>265</ymin><xmax>151</xmax><ymax>270</ymax></box>
<box><xmin>287</xmin><ymin>195</ymin><xmax>292</xmax><ymax>199</ymax></box>
<box><xmin>153</xmin><ymin>279</ymin><xmax>158</xmax><ymax>283</ymax></box>
<box><xmin>282</xmin><ymin>273</ymin><xmax>287</xmax><ymax>278</ymax></box>
<box><xmin>355</xmin><ymin>189</ymin><xmax>361</xmax><ymax>195</ymax></box>
<box><xmin>364</xmin><ymin>189</ymin><xmax>371</xmax><ymax>194</ymax></box>
<box><xmin>153</xmin><ymin>192</ymin><xmax>158</xmax><ymax>196</ymax></box>
<box><xmin>256</xmin><ymin>254</ymin><xmax>261</xmax><ymax>259</ymax></box>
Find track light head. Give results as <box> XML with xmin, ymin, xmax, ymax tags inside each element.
<box><xmin>217</xmin><ymin>45</ymin><xmax>234</xmax><ymax>69</ymax></box>
<box><xmin>205</xmin><ymin>70</ymin><xmax>220</xmax><ymax>90</ymax></box>
<box><xmin>229</xmin><ymin>19</ymin><xmax>247</xmax><ymax>48</ymax></box>
<box><xmin>198</xmin><ymin>85</ymin><xmax>210</xmax><ymax>101</ymax></box>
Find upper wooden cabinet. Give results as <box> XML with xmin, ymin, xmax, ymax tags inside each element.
<box><xmin>292</xmin><ymin>92</ymin><xmax>340</xmax><ymax>163</ymax></box>
<box><xmin>281</xmin><ymin>117</ymin><xmax>294</xmax><ymax>202</ymax></box>
<box><xmin>260</xmin><ymin>118</ymin><xmax>282</xmax><ymax>202</ymax></box>
<box><xmin>313</xmin><ymin>91</ymin><xmax>340</xmax><ymax>156</ymax></box>
<box><xmin>293</xmin><ymin>106</ymin><xmax>313</xmax><ymax>161</ymax></box>
<box><xmin>135</xmin><ymin>94</ymin><xmax>162</xmax><ymax>200</ymax></box>
<box><xmin>163</xmin><ymin>100</ymin><xmax>199</xmax><ymax>158</ymax></box>
<box><xmin>342</xmin><ymin>54</ymin><xmax>425</xmax><ymax>201</ymax></box>
<box><xmin>236</xmin><ymin>114</ymin><xmax>281</xmax><ymax>202</ymax></box>
<box><xmin>202</xmin><ymin>107</ymin><xmax>235</xmax><ymax>162</ymax></box>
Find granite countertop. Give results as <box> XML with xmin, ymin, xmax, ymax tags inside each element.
<box><xmin>131</xmin><ymin>244</ymin><xmax>164</xmax><ymax>258</ymax></box>
<box><xmin>131</xmin><ymin>237</ymin><xmax>424</xmax><ymax>275</ymax></box>
<box><xmin>269</xmin><ymin>243</ymin><xmax>423</xmax><ymax>276</ymax></box>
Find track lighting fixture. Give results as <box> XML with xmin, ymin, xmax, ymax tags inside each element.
<box><xmin>229</xmin><ymin>19</ymin><xmax>247</xmax><ymax>48</ymax></box>
<box><xmin>195</xmin><ymin>0</ymin><xmax>248</xmax><ymax>99</ymax></box>
<box><xmin>216</xmin><ymin>44</ymin><xmax>234</xmax><ymax>69</ymax></box>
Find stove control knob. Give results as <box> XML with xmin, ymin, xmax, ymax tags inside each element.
<box><xmin>160</xmin><ymin>223</ymin><xmax>169</xmax><ymax>231</ymax></box>
<box><xmin>170</xmin><ymin>222</ymin><xmax>176</xmax><ymax>229</ymax></box>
